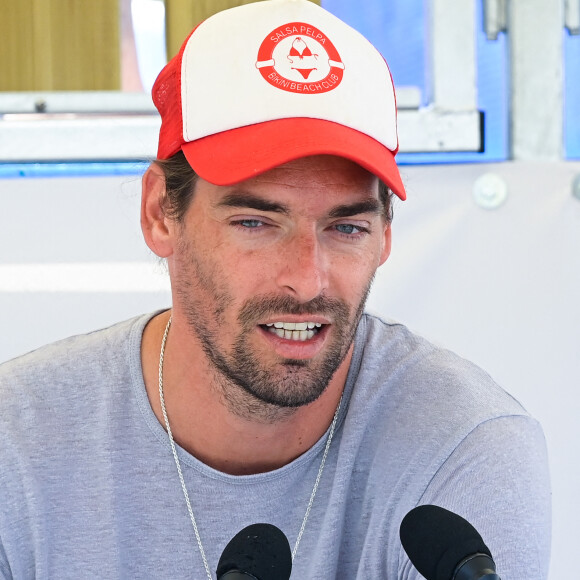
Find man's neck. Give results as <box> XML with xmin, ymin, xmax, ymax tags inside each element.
<box><xmin>141</xmin><ymin>310</ymin><xmax>350</xmax><ymax>475</ymax></box>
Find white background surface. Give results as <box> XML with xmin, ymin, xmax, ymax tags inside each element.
<box><xmin>1</xmin><ymin>160</ymin><xmax>579</xmax><ymax>578</ymax></box>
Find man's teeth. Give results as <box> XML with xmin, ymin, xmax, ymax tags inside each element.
<box><xmin>265</xmin><ymin>322</ymin><xmax>322</xmax><ymax>341</ymax></box>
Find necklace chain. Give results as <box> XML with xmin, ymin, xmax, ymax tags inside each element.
<box><xmin>158</xmin><ymin>315</ymin><xmax>341</xmax><ymax>579</ymax></box>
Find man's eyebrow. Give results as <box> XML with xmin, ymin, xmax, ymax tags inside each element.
<box><xmin>328</xmin><ymin>199</ymin><xmax>382</xmax><ymax>218</ymax></box>
<box><xmin>215</xmin><ymin>192</ymin><xmax>290</xmax><ymax>215</ymax></box>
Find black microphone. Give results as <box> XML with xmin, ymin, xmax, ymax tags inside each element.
<box><xmin>216</xmin><ymin>523</ymin><xmax>292</xmax><ymax>580</ymax></box>
<box><xmin>399</xmin><ymin>505</ymin><xmax>501</xmax><ymax>580</ymax></box>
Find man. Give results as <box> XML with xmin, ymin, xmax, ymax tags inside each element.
<box><xmin>0</xmin><ymin>1</ymin><xmax>550</xmax><ymax>578</ymax></box>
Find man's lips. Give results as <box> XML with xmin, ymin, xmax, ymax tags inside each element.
<box><xmin>261</xmin><ymin>321</ymin><xmax>324</xmax><ymax>342</ymax></box>
<box><xmin>256</xmin><ymin>320</ymin><xmax>330</xmax><ymax>358</ymax></box>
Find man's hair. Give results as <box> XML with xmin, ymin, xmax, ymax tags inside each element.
<box><xmin>155</xmin><ymin>151</ymin><xmax>394</xmax><ymax>223</ymax></box>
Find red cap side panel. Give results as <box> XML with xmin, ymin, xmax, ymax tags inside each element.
<box><xmin>152</xmin><ymin>25</ymin><xmax>201</xmax><ymax>159</ymax></box>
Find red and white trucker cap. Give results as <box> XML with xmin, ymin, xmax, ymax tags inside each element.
<box><xmin>152</xmin><ymin>0</ymin><xmax>406</xmax><ymax>200</ymax></box>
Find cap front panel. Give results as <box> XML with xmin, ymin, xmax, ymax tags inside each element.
<box><xmin>180</xmin><ymin>0</ymin><xmax>398</xmax><ymax>152</ymax></box>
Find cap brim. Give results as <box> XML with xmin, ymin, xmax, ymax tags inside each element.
<box><xmin>181</xmin><ymin>118</ymin><xmax>406</xmax><ymax>200</ymax></box>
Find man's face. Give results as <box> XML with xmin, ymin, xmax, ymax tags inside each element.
<box><xmin>167</xmin><ymin>155</ymin><xmax>391</xmax><ymax>410</ymax></box>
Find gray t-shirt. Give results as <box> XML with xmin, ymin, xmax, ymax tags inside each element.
<box><xmin>0</xmin><ymin>313</ymin><xmax>550</xmax><ymax>579</ymax></box>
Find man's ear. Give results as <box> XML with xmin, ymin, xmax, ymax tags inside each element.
<box><xmin>141</xmin><ymin>164</ymin><xmax>174</xmax><ymax>258</ymax></box>
<box><xmin>379</xmin><ymin>224</ymin><xmax>392</xmax><ymax>266</ymax></box>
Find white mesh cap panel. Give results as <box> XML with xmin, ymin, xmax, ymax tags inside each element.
<box><xmin>180</xmin><ymin>0</ymin><xmax>398</xmax><ymax>151</ymax></box>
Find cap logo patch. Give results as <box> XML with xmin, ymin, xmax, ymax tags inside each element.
<box><xmin>256</xmin><ymin>22</ymin><xmax>344</xmax><ymax>94</ymax></box>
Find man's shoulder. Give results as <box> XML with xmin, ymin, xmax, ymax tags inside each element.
<box><xmin>347</xmin><ymin>314</ymin><xmax>544</xmax><ymax>512</ymax></box>
<box><xmin>0</xmin><ymin>312</ymin><xmax>155</xmax><ymax>407</ymax></box>
<box><xmin>356</xmin><ymin>312</ymin><xmax>528</xmax><ymax>419</ymax></box>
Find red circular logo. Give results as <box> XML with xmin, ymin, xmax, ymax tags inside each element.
<box><xmin>256</xmin><ymin>22</ymin><xmax>344</xmax><ymax>94</ymax></box>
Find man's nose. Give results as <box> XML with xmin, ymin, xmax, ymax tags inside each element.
<box><xmin>275</xmin><ymin>231</ymin><xmax>328</xmax><ymax>303</ymax></box>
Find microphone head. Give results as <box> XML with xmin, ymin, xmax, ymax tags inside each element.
<box><xmin>399</xmin><ymin>505</ymin><xmax>493</xmax><ymax>580</ymax></box>
<box><xmin>216</xmin><ymin>523</ymin><xmax>292</xmax><ymax>580</ymax></box>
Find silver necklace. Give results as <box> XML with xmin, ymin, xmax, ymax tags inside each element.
<box><xmin>158</xmin><ymin>316</ymin><xmax>341</xmax><ymax>579</ymax></box>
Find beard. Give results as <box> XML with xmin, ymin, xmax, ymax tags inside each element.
<box><xmin>174</xmin><ymin>237</ymin><xmax>373</xmax><ymax>416</ymax></box>
<box><xmin>209</xmin><ymin>291</ymin><xmax>371</xmax><ymax>408</ymax></box>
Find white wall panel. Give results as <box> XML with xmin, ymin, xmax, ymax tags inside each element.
<box><xmin>0</xmin><ymin>174</ymin><xmax>171</xmax><ymax>361</ymax></box>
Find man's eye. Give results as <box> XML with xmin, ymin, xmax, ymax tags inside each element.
<box><xmin>236</xmin><ymin>219</ymin><xmax>264</xmax><ymax>229</ymax></box>
<box><xmin>334</xmin><ymin>223</ymin><xmax>366</xmax><ymax>235</ymax></box>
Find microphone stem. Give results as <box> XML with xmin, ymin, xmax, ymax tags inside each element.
<box><xmin>219</xmin><ymin>571</ymin><xmax>259</xmax><ymax>579</ymax></box>
<box><xmin>454</xmin><ymin>554</ymin><xmax>501</xmax><ymax>580</ymax></box>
